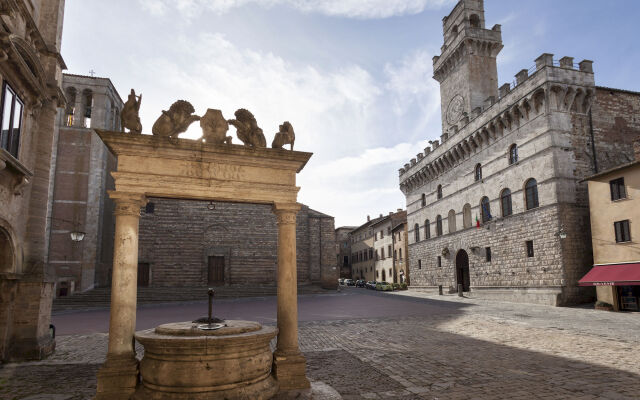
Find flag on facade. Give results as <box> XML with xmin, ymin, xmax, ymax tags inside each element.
<box><xmin>475</xmin><ymin>214</ymin><xmax>480</xmax><ymax>228</ymax></box>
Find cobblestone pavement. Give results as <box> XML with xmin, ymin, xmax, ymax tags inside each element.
<box><xmin>1</xmin><ymin>289</ymin><xmax>639</xmax><ymax>399</ymax></box>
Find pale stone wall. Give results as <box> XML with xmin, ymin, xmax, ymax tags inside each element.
<box><xmin>398</xmin><ymin>0</ymin><xmax>640</xmax><ymax>306</ymax></box>
<box><xmin>373</xmin><ymin>219</ymin><xmax>393</xmax><ymax>282</ymax></box>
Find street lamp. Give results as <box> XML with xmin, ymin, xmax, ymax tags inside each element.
<box><xmin>70</xmin><ymin>231</ymin><xmax>86</xmax><ymax>242</ymax></box>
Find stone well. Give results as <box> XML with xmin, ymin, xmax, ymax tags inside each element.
<box><xmin>133</xmin><ymin>320</ymin><xmax>278</xmax><ymax>400</ymax></box>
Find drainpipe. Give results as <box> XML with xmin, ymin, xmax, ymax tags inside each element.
<box><xmin>589</xmin><ymin>110</ymin><xmax>598</xmax><ymax>174</ymax></box>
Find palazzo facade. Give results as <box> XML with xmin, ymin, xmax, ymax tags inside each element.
<box><xmin>0</xmin><ymin>0</ymin><xmax>66</xmax><ymax>360</ymax></box>
<box><xmin>399</xmin><ymin>0</ymin><xmax>640</xmax><ymax>305</ymax></box>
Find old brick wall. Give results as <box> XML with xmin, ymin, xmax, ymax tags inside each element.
<box><xmin>590</xmin><ymin>88</ymin><xmax>640</xmax><ymax>171</ymax></box>
<box><xmin>136</xmin><ymin>199</ymin><xmax>334</xmax><ymax>287</ymax></box>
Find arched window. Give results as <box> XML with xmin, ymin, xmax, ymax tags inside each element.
<box><xmin>480</xmin><ymin>196</ymin><xmax>492</xmax><ymax>223</ymax></box>
<box><xmin>525</xmin><ymin>179</ymin><xmax>539</xmax><ymax>210</ymax></box>
<box><xmin>448</xmin><ymin>209</ymin><xmax>456</xmax><ymax>233</ymax></box>
<box><xmin>82</xmin><ymin>89</ymin><xmax>93</xmax><ymax>128</ymax></box>
<box><xmin>509</xmin><ymin>144</ymin><xmax>518</xmax><ymax>165</ymax></box>
<box><xmin>462</xmin><ymin>204</ymin><xmax>472</xmax><ymax>228</ymax></box>
<box><xmin>64</xmin><ymin>87</ymin><xmax>77</xmax><ymax>126</ymax></box>
<box><xmin>414</xmin><ymin>223</ymin><xmax>420</xmax><ymax>242</ymax></box>
<box><xmin>436</xmin><ymin>215</ymin><xmax>443</xmax><ymax>236</ymax></box>
<box><xmin>421</xmin><ymin>193</ymin><xmax>426</xmax><ymax>207</ymax></box>
<box><xmin>501</xmin><ymin>189</ymin><xmax>513</xmax><ymax>217</ymax></box>
<box><xmin>451</xmin><ymin>25</ymin><xmax>458</xmax><ymax>36</ymax></box>
<box><xmin>469</xmin><ymin>14</ymin><xmax>480</xmax><ymax>28</ymax></box>
<box><xmin>424</xmin><ymin>219</ymin><xmax>431</xmax><ymax>239</ymax></box>
<box><xmin>437</xmin><ymin>185</ymin><xmax>443</xmax><ymax>200</ymax></box>
<box><xmin>474</xmin><ymin>163</ymin><xmax>482</xmax><ymax>181</ymax></box>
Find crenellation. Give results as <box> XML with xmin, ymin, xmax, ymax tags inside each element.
<box><xmin>559</xmin><ymin>56</ymin><xmax>574</xmax><ymax>69</ymax></box>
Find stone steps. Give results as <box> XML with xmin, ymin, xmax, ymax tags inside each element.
<box><xmin>53</xmin><ymin>284</ymin><xmax>331</xmax><ymax>311</ymax></box>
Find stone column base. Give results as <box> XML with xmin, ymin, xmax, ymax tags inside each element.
<box><xmin>272</xmin><ymin>352</ymin><xmax>310</xmax><ymax>391</ymax></box>
<box><xmin>95</xmin><ymin>356</ymin><xmax>139</xmax><ymax>400</ymax></box>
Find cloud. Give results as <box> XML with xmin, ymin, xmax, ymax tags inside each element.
<box><xmin>138</xmin><ymin>0</ymin><xmax>454</xmax><ymax>19</ymax></box>
<box><xmin>120</xmin><ymin>29</ymin><xmax>443</xmax><ymax>225</ymax></box>
<box><xmin>384</xmin><ymin>48</ymin><xmax>442</xmax><ymax>138</ymax></box>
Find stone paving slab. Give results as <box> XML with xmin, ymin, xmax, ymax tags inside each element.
<box><xmin>2</xmin><ymin>291</ymin><xmax>639</xmax><ymax>399</ymax></box>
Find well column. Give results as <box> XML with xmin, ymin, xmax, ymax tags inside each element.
<box><xmin>272</xmin><ymin>202</ymin><xmax>310</xmax><ymax>390</ymax></box>
<box><xmin>96</xmin><ymin>191</ymin><xmax>146</xmax><ymax>400</ymax></box>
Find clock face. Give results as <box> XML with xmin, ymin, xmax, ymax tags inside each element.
<box><xmin>446</xmin><ymin>95</ymin><xmax>464</xmax><ymax>125</ymax></box>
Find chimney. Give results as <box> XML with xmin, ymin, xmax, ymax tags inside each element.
<box><xmin>389</xmin><ymin>212</ymin><xmax>393</xmax><ymax>216</ymax></box>
<box><xmin>367</xmin><ymin>215</ymin><xmax>370</xmax><ymax>222</ymax></box>
<box><xmin>397</xmin><ymin>208</ymin><xmax>402</xmax><ymax>212</ymax></box>
<box><xmin>634</xmin><ymin>136</ymin><xmax>640</xmax><ymax>161</ymax></box>
<box><xmin>379</xmin><ymin>213</ymin><xmax>383</xmax><ymax>218</ymax></box>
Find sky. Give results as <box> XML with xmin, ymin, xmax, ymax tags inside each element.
<box><xmin>61</xmin><ymin>0</ymin><xmax>640</xmax><ymax>227</ymax></box>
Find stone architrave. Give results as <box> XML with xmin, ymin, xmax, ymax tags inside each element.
<box><xmin>93</xmin><ymin>130</ymin><xmax>312</xmax><ymax>398</ymax></box>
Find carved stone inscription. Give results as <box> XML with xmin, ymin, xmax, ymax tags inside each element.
<box><xmin>184</xmin><ymin>162</ymin><xmax>244</xmax><ymax>181</ymax></box>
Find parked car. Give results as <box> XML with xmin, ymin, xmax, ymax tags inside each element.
<box><xmin>366</xmin><ymin>281</ymin><xmax>377</xmax><ymax>290</ymax></box>
<box><xmin>338</xmin><ymin>278</ymin><xmax>345</xmax><ymax>285</ymax></box>
<box><xmin>345</xmin><ymin>279</ymin><xmax>355</xmax><ymax>286</ymax></box>
<box><xmin>375</xmin><ymin>281</ymin><xmax>393</xmax><ymax>291</ymax></box>
<box><xmin>355</xmin><ymin>280</ymin><xmax>366</xmax><ymax>288</ymax></box>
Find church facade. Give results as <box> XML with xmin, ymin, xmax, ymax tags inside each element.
<box><xmin>399</xmin><ymin>0</ymin><xmax>640</xmax><ymax>305</ymax></box>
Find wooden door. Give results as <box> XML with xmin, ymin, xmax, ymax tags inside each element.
<box><xmin>208</xmin><ymin>256</ymin><xmax>225</xmax><ymax>285</ymax></box>
<box><xmin>138</xmin><ymin>263</ymin><xmax>150</xmax><ymax>287</ymax></box>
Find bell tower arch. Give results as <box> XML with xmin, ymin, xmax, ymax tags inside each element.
<box><xmin>432</xmin><ymin>0</ymin><xmax>503</xmax><ymax>135</ymax></box>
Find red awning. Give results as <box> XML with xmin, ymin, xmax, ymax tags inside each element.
<box><xmin>579</xmin><ymin>263</ymin><xmax>640</xmax><ymax>286</ymax></box>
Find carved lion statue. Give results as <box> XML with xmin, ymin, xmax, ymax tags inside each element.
<box><xmin>200</xmin><ymin>109</ymin><xmax>232</xmax><ymax>145</ymax></box>
<box><xmin>120</xmin><ymin>89</ymin><xmax>142</xmax><ymax>134</ymax></box>
<box><xmin>227</xmin><ymin>108</ymin><xmax>266</xmax><ymax>148</ymax></box>
<box><xmin>271</xmin><ymin>121</ymin><xmax>295</xmax><ymax>150</ymax></box>
<box><xmin>152</xmin><ymin>100</ymin><xmax>201</xmax><ymax>138</ymax></box>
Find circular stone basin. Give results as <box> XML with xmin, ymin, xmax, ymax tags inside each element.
<box><xmin>133</xmin><ymin>320</ymin><xmax>278</xmax><ymax>400</ymax></box>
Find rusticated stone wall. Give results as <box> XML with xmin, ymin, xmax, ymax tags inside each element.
<box><xmin>134</xmin><ymin>199</ymin><xmax>336</xmax><ymax>288</ymax></box>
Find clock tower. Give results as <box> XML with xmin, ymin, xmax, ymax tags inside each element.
<box><xmin>433</xmin><ymin>0</ymin><xmax>503</xmax><ymax>135</ymax></box>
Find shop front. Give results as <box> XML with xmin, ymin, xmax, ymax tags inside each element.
<box><xmin>579</xmin><ymin>263</ymin><xmax>640</xmax><ymax>311</ymax></box>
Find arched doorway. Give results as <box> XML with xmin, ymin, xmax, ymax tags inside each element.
<box><xmin>0</xmin><ymin>227</ymin><xmax>14</xmax><ymax>274</ymax></box>
<box><xmin>455</xmin><ymin>250</ymin><xmax>470</xmax><ymax>292</ymax></box>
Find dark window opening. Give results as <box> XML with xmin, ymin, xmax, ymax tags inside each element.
<box><xmin>610</xmin><ymin>178</ymin><xmax>626</xmax><ymax>201</ymax></box>
<box><xmin>437</xmin><ymin>185</ymin><xmax>443</xmax><ymax>200</ymax></box>
<box><xmin>414</xmin><ymin>223</ymin><xmax>420</xmax><ymax>242</ymax></box>
<box><xmin>475</xmin><ymin>163</ymin><xmax>482</xmax><ymax>181</ymax></box>
<box><xmin>481</xmin><ymin>196</ymin><xmax>492</xmax><ymax>222</ymax></box>
<box><xmin>424</xmin><ymin>219</ymin><xmax>430</xmax><ymax>239</ymax></box>
<box><xmin>436</xmin><ymin>215</ymin><xmax>443</xmax><ymax>236</ymax></box>
<box><xmin>614</xmin><ymin>220</ymin><xmax>631</xmax><ymax>243</ymax></box>
<box><xmin>509</xmin><ymin>144</ymin><xmax>518</xmax><ymax>165</ymax></box>
<box><xmin>525</xmin><ymin>179</ymin><xmax>539</xmax><ymax>210</ymax></box>
<box><xmin>501</xmin><ymin>189</ymin><xmax>512</xmax><ymax>217</ymax></box>
<box><xmin>437</xmin><ymin>256</ymin><xmax>442</xmax><ymax>268</ymax></box>
<box><xmin>485</xmin><ymin>247</ymin><xmax>492</xmax><ymax>262</ymax></box>
<box><xmin>421</xmin><ymin>193</ymin><xmax>426</xmax><ymax>207</ymax></box>
<box><xmin>418</xmin><ymin>259</ymin><xmax>422</xmax><ymax>269</ymax></box>
<box><xmin>145</xmin><ymin>202</ymin><xmax>155</xmax><ymax>214</ymax></box>
<box><xmin>1</xmin><ymin>82</ymin><xmax>24</xmax><ymax>158</ymax></box>
<box><xmin>526</xmin><ymin>240</ymin><xmax>534</xmax><ymax>258</ymax></box>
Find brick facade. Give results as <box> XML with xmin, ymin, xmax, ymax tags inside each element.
<box><xmin>48</xmin><ymin>74</ymin><xmax>122</xmax><ymax>297</ymax></box>
<box><xmin>128</xmin><ymin>198</ymin><xmax>337</xmax><ymax>288</ymax></box>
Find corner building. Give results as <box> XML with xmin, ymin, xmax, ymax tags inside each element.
<box><xmin>0</xmin><ymin>0</ymin><xmax>66</xmax><ymax>360</ymax></box>
<box><xmin>399</xmin><ymin>0</ymin><xmax>640</xmax><ymax>305</ymax></box>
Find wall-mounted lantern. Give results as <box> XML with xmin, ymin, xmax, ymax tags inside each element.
<box><xmin>70</xmin><ymin>231</ymin><xmax>86</xmax><ymax>242</ymax></box>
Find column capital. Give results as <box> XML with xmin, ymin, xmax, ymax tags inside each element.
<box><xmin>108</xmin><ymin>191</ymin><xmax>147</xmax><ymax>217</ymax></box>
<box><xmin>272</xmin><ymin>203</ymin><xmax>301</xmax><ymax>225</ymax></box>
